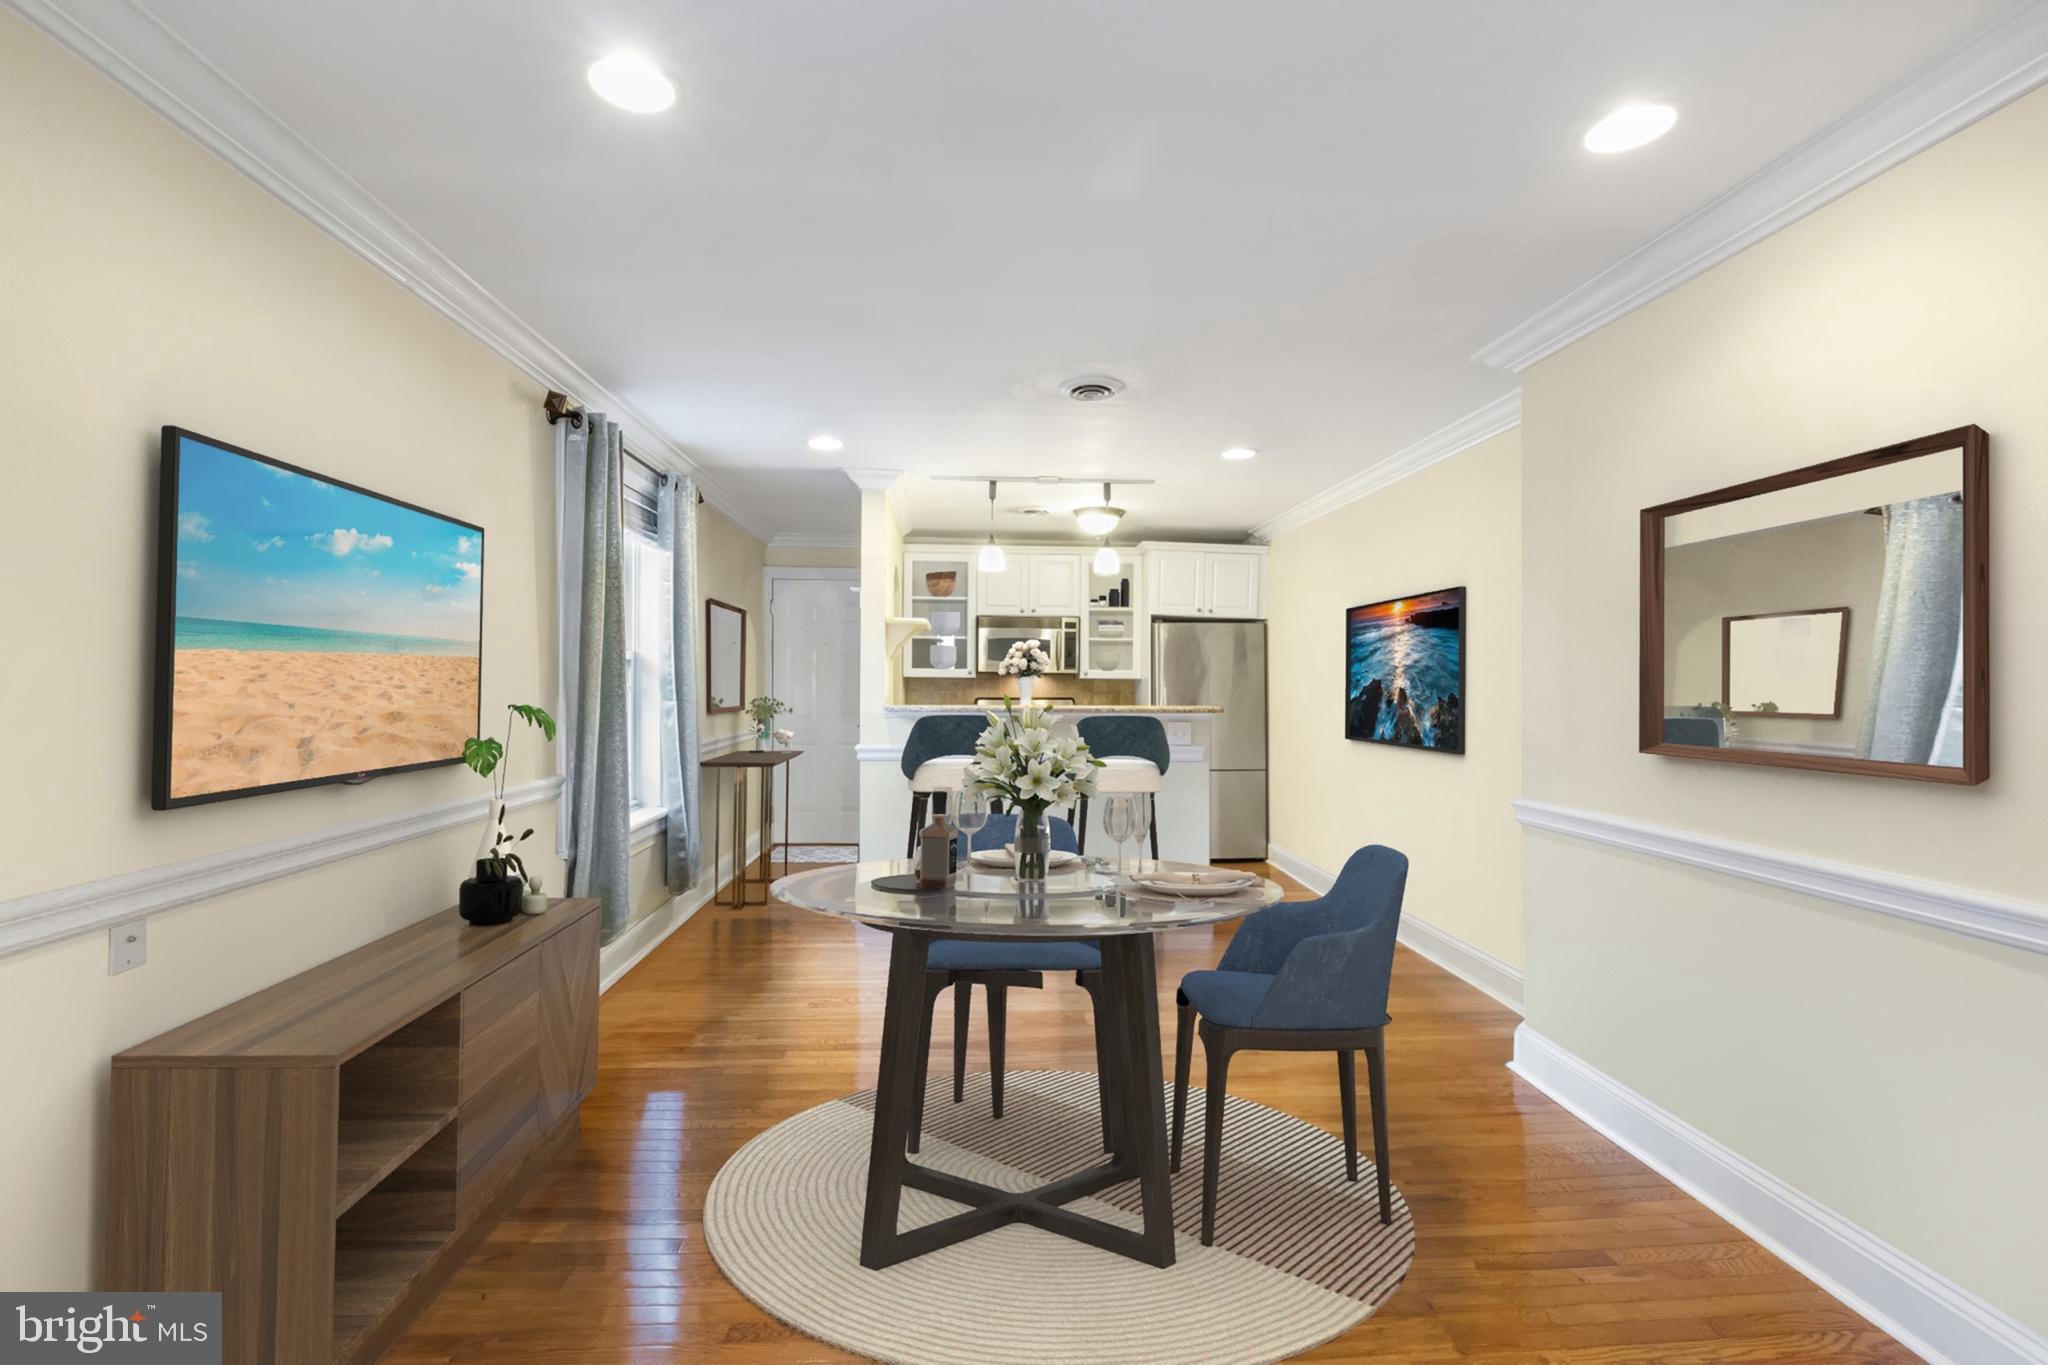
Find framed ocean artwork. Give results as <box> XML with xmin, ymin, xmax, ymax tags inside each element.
<box><xmin>1344</xmin><ymin>586</ymin><xmax>1465</xmax><ymax>753</ymax></box>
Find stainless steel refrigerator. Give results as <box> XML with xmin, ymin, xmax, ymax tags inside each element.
<box><xmin>1151</xmin><ymin>618</ymin><xmax>1268</xmax><ymax>860</ymax></box>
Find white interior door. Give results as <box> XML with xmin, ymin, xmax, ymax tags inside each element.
<box><xmin>768</xmin><ymin>575</ymin><xmax>860</xmax><ymax>842</ymax></box>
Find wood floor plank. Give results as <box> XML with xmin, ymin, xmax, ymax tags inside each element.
<box><xmin>384</xmin><ymin>862</ymin><xmax>1912</xmax><ymax>1362</ymax></box>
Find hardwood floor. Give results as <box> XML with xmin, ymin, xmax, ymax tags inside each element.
<box><xmin>385</xmin><ymin>863</ymin><xmax>1912</xmax><ymax>1363</ymax></box>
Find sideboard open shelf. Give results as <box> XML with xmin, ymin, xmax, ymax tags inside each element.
<box><xmin>107</xmin><ymin>897</ymin><xmax>601</xmax><ymax>1365</ymax></box>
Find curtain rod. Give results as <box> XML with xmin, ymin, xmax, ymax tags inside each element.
<box><xmin>546</xmin><ymin>390</ymin><xmax>702</xmax><ymax>502</ymax></box>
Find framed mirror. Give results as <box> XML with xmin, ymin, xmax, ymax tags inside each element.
<box><xmin>706</xmin><ymin>598</ymin><xmax>745</xmax><ymax>714</ymax></box>
<box><xmin>1641</xmin><ymin>426</ymin><xmax>1987</xmax><ymax>785</ymax></box>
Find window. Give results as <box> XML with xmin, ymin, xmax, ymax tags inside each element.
<box><xmin>622</xmin><ymin>457</ymin><xmax>672</xmax><ymax>822</ymax></box>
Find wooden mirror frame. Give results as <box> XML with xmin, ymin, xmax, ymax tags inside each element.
<box><xmin>1640</xmin><ymin>425</ymin><xmax>1988</xmax><ymax>786</ymax></box>
<box><xmin>705</xmin><ymin>598</ymin><xmax>746</xmax><ymax>714</ymax></box>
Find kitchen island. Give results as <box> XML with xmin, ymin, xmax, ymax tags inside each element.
<box><xmin>860</xmin><ymin>704</ymin><xmax>1223</xmax><ymax>863</ymax></box>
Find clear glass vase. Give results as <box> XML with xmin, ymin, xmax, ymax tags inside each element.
<box><xmin>1014</xmin><ymin>802</ymin><xmax>1052</xmax><ymax>881</ymax></box>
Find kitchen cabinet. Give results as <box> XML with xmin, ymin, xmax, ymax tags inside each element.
<box><xmin>976</xmin><ymin>551</ymin><xmax>1081</xmax><ymax>616</ymax></box>
<box><xmin>1141</xmin><ymin>544</ymin><xmax>1265</xmax><ymax>619</ymax></box>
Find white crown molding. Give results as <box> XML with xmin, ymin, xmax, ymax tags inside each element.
<box><xmin>1250</xmin><ymin>391</ymin><xmax>1521</xmax><ymax>543</ymax></box>
<box><xmin>1513</xmin><ymin>798</ymin><xmax>2048</xmax><ymax>957</ymax></box>
<box><xmin>842</xmin><ymin>468</ymin><xmax>904</xmax><ymax>492</ymax></box>
<box><xmin>1474</xmin><ymin>3</ymin><xmax>2048</xmax><ymax>372</ymax></box>
<box><xmin>769</xmin><ymin>532</ymin><xmax>860</xmax><ymax>550</ymax></box>
<box><xmin>5</xmin><ymin>0</ymin><xmax>776</xmax><ymax>544</ymax></box>
<box><xmin>1266</xmin><ymin>843</ymin><xmax>1524</xmax><ymax>1013</ymax></box>
<box><xmin>0</xmin><ymin>776</ymin><xmax>563</xmax><ymax>960</ymax></box>
<box><xmin>1511</xmin><ymin>1026</ymin><xmax>2048</xmax><ymax>1364</ymax></box>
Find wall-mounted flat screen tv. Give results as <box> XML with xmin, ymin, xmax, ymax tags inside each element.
<box><xmin>152</xmin><ymin>427</ymin><xmax>484</xmax><ymax>808</ymax></box>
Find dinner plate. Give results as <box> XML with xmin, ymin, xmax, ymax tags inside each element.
<box><xmin>969</xmin><ymin>848</ymin><xmax>1082</xmax><ymax>870</ymax></box>
<box><xmin>1129</xmin><ymin>869</ymin><xmax>1257</xmax><ymax>897</ymax></box>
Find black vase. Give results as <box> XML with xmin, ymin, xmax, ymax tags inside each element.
<box><xmin>459</xmin><ymin>860</ymin><xmax>523</xmax><ymax>925</ymax></box>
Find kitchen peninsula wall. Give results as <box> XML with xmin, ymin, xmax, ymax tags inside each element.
<box><xmin>899</xmin><ymin>675</ymin><xmax>1139</xmax><ymax>707</ymax></box>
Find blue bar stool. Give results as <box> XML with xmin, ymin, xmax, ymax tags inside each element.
<box><xmin>900</xmin><ymin>715</ymin><xmax>987</xmax><ymax>855</ymax></box>
<box><xmin>1073</xmin><ymin>715</ymin><xmax>1170</xmax><ymax>861</ymax></box>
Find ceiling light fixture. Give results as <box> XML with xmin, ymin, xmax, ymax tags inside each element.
<box><xmin>1582</xmin><ymin>102</ymin><xmax>1677</xmax><ymax>154</ymax></box>
<box><xmin>1073</xmin><ymin>482</ymin><xmax>1125</xmax><ymax>538</ymax></box>
<box><xmin>806</xmin><ymin>434</ymin><xmax>843</xmax><ymax>452</ymax></box>
<box><xmin>586</xmin><ymin>53</ymin><xmax>676</xmax><ymax>114</ymax></box>
<box><xmin>979</xmin><ymin>481</ymin><xmax>1006</xmax><ymax>573</ymax></box>
<box><xmin>1220</xmin><ymin>447</ymin><xmax>1257</xmax><ymax>461</ymax></box>
<box><xmin>1093</xmin><ymin>542</ymin><xmax>1120</xmax><ymax>575</ymax></box>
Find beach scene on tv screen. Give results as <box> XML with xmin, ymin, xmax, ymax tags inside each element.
<box><xmin>1346</xmin><ymin>587</ymin><xmax>1463</xmax><ymax>751</ymax></box>
<box><xmin>167</xmin><ymin>437</ymin><xmax>482</xmax><ymax>799</ymax></box>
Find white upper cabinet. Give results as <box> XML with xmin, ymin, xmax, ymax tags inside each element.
<box><xmin>976</xmin><ymin>551</ymin><xmax>1081</xmax><ymax>615</ymax></box>
<box><xmin>1142</xmin><ymin>544</ymin><xmax>1265</xmax><ymax>619</ymax></box>
<box><xmin>1203</xmin><ymin>552</ymin><xmax>1261</xmax><ymax>617</ymax></box>
<box><xmin>1026</xmin><ymin>553</ymin><xmax>1083</xmax><ymax>615</ymax></box>
<box><xmin>1147</xmin><ymin>550</ymin><xmax>1204</xmax><ymax>615</ymax></box>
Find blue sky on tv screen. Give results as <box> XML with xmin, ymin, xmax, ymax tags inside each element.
<box><xmin>171</xmin><ymin>437</ymin><xmax>482</xmax><ymax>648</ymax></box>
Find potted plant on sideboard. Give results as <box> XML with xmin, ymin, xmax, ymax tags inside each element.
<box><xmin>460</xmin><ymin>702</ymin><xmax>556</xmax><ymax>924</ymax></box>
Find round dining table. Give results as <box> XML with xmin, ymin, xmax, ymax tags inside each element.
<box><xmin>772</xmin><ymin>858</ymin><xmax>1282</xmax><ymax>1271</ymax></box>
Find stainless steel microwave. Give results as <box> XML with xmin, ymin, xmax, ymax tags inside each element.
<box><xmin>976</xmin><ymin>615</ymin><xmax>1080</xmax><ymax>675</ymax></box>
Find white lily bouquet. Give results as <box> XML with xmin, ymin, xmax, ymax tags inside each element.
<box><xmin>996</xmin><ymin>638</ymin><xmax>1052</xmax><ymax>677</ymax></box>
<box><xmin>967</xmin><ymin>700</ymin><xmax>1103</xmax><ymax>879</ymax></box>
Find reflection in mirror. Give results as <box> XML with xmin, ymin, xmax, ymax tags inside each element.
<box><xmin>706</xmin><ymin>599</ymin><xmax>745</xmax><ymax>713</ymax></box>
<box><xmin>1660</xmin><ymin>446</ymin><xmax>1968</xmax><ymax>768</ymax></box>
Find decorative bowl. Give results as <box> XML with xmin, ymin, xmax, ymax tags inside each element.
<box><xmin>924</xmin><ymin>571</ymin><xmax>958</xmax><ymax>597</ymax></box>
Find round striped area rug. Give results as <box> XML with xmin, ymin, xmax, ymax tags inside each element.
<box><xmin>705</xmin><ymin>1070</ymin><xmax>1415</xmax><ymax>1365</ymax></box>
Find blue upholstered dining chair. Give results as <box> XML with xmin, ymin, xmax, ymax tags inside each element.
<box><xmin>1170</xmin><ymin>845</ymin><xmax>1408</xmax><ymax>1244</ymax></box>
<box><xmin>909</xmin><ymin>813</ymin><xmax>1115</xmax><ymax>1154</ymax></box>
<box><xmin>899</xmin><ymin>715</ymin><xmax>989</xmax><ymax>854</ymax></box>
<box><xmin>1072</xmin><ymin>715</ymin><xmax>1171</xmax><ymax>860</ymax></box>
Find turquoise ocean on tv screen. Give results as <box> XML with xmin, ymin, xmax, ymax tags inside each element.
<box><xmin>173</xmin><ymin>616</ymin><xmax>478</xmax><ymax>656</ymax></box>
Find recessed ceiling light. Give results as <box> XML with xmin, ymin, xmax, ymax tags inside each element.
<box><xmin>1220</xmin><ymin>447</ymin><xmax>1257</xmax><ymax>461</ymax></box>
<box><xmin>1583</xmin><ymin>103</ymin><xmax>1677</xmax><ymax>154</ymax></box>
<box><xmin>586</xmin><ymin>53</ymin><xmax>675</xmax><ymax>114</ymax></box>
<box><xmin>806</xmin><ymin>434</ymin><xmax>844</xmax><ymax>452</ymax></box>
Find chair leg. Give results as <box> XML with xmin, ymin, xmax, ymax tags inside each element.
<box><xmin>906</xmin><ymin>792</ymin><xmax>928</xmax><ymax>856</ymax></box>
<box><xmin>1366</xmin><ymin>1033</ymin><xmax>1392</xmax><ymax>1225</ymax></box>
<box><xmin>1337</xmin><ymin>1050</ymin><xmax>1359</xmax><ymax>1182</ymax></box>
<box><xmin>951</xmin><ymin>979</ymin><xmax>971</xmax><ymax>1104</ymax></box>
<box><xmin>1169</xmin><ymin>994</ymin><xmax>1194</xmax><ymax>1173</ymax></box>
<box><xmin>1081</xmin><ymin>972</ymin><xmax>1112</xmax><ymax>1153</ymax></box>
<box><xmin>987</xmin><ymin>983</ymin><xmax>1009</xmax><ymax>1119</ymax></box>
<box><xmin>909</xmin><ymin>976</ymin><xmax>943</xmax><ymax>1154</ymax></box>
<box><xmin>1200</xmin><ymin>1029</ymin><xmax>1232</xmax><ymax>1246</ymax></box>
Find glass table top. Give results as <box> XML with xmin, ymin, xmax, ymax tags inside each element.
<box><xmin>771</xmin><ymin>859</ymin><xmax>1283</xmax><ymax>937</ymax></box>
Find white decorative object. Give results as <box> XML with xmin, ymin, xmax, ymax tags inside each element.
<box><xmin>475</xmin><ymin>798</ymin><xmax>507</xmax><ymax>862</ymax></box>
<box><xmin>521</xmin><ymin>886</ymin><xmax>550</xmax><ymax>916</ymax></box>
<box><xmin>996</xmin><ymin>638</ymin><xmax>1051</xmax><ymax>707</ymax></box>
<box><xmin>773</xmin><ymin>727</ymin><xmax>795</xmax><ymax>748</ymax></box>
<box><xmin>1016</xmin><ymin>675</ymin><xmax>1035</xmax><ymax>706</ymax></box>
<box><xmin>930</xmin><ymin>637</ymin><xmax>957</xmax><ymax>670</ymax></box>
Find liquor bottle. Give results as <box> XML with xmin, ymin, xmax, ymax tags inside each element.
<box><xmin>917</xmin><ymin>813</ymin><xmax>953</xmax><ymax>888</ymax></box>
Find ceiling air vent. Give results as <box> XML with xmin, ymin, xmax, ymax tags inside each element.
<box><xmin>1064</xmin><ymin>375</ymin><xmax>1125</xmax><ymax>403</ymax></box>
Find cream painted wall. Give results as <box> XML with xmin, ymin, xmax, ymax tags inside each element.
<box><xmin>1521</xmin><ymin>85</ymin><xmax>2048</xmax><ymax>1331</ymax></box>
<box><xmin>856</xmin><ymin>485</ymin><xmax>908</xmax><ymax>858</ymax></box>
<box><xmin>1267</xmin><ymin>429</ymin><xmax>1524</xmax><ymax>967</ymax></box>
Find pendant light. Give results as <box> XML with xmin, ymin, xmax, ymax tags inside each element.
<box><xmin>1073</xmin><ymin>481</ymin><xmax>1125</xmax><ymax>537</ymax></box>
<box><xmin>1093</xmin><ymin>541</ymin><xmax>1120</xmax><ymax>575</ymax></box>
<box><xmin>978</xmin><ymin>480</ymin><xmax>1006</xmax><ymax>573</ymax></box>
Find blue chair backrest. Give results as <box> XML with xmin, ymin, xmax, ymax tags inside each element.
<box><xmin>955</xmin><ymin>812</ymin><xmax>1079</xmax><ymax>863</ymax></box>
<box><xmin>1076</xmin><ymin>715</ymin><xmax>1170</xmax><ymax>773</ymax></box>
<box><xmin>1662</xmin><ymin>716</ymin><xmax>1721</xmax><ymax>748</ymax></box>
<box><xmin>901</xmin><ymin>714</ymin><xmax>989</xmax><ymax>778</ymax></box>
<box><xmin>1222</xmin><ymin>844</ymin><xmax>1408</xmax><ymax>1031</ymax></box>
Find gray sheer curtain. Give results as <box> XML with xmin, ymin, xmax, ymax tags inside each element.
<box><xmin>1858</xmin><ymin>494</ymin><xmax>1964</xmax><ymax>764</ymax></box>
<box><xmin>558</xmin><ymin>412</ymin><xmax>632</xmax><ymax>940</ymax></box>
<box><xmin>657</xmin><ymin>477</ymin><xmax>703</xmax><ymax>893</ymax></box>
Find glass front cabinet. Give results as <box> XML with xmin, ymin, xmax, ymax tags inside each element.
<box><xmin>903</xmin><ymin>547</ymin><xmax>975</xmax><ymax>677</ymax></box>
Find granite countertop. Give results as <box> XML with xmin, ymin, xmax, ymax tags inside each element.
<box><xmin>883</xmin><ymin>703</ymin><xmax>1222</xmax><ymax>715</ymax></box>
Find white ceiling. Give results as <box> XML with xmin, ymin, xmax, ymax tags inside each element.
<box><xmin>130</xmin><ymin>0</ymin><xmax>2025</xmax><ymax>541</ymax></box>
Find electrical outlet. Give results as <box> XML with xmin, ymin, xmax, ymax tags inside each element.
<box><xmin>109</xmin><ymin>920</ymin><xmax>147</xmax><ymax>975</ymax></box>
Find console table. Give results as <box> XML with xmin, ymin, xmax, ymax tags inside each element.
<box><xmin>704</xmin><ymin>747</ymin><xmax>802</xmax><ymax>906</ymax></box>
<box><xmin>106</xmin><ymin>897</ymin><xmax>601</xmax><ymax>1364</ymax></box>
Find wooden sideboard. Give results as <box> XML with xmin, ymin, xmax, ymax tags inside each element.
<box><xmin>106</xmin><ymin>898</ymin><xmax>601</xmax><ymax>1364</ymax></box>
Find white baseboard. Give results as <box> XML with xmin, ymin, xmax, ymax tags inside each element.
<box><xmin>1510</xmin><ymin>1025</ymin><xmax>2048</xmax><ymax>1365</ymax></box>
<box><xmin>599</xmin><ymin>830</ymin><xmax>760</xmax><ymax>994</ymax></box>
<box><xmin>1265</xmin><ymin>843</ymin><xmax>1523</xmax><ymax>1013</ymax></box>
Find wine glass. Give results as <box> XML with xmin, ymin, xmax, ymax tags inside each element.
<box><xmin>952</xmin><ymin>787</ymin><xmax>990</xmax><ymax>870</ymax></box>
<box><xmin>1102</xmin><ymin>794</ymin><xmax>1142</xmax><ymax>880</ymax></box>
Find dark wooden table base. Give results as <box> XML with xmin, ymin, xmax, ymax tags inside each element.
<box><xmin>858</xmin><ymin>928</ymin><xmax>1177</xmax><ymax>1269</ymax></box>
